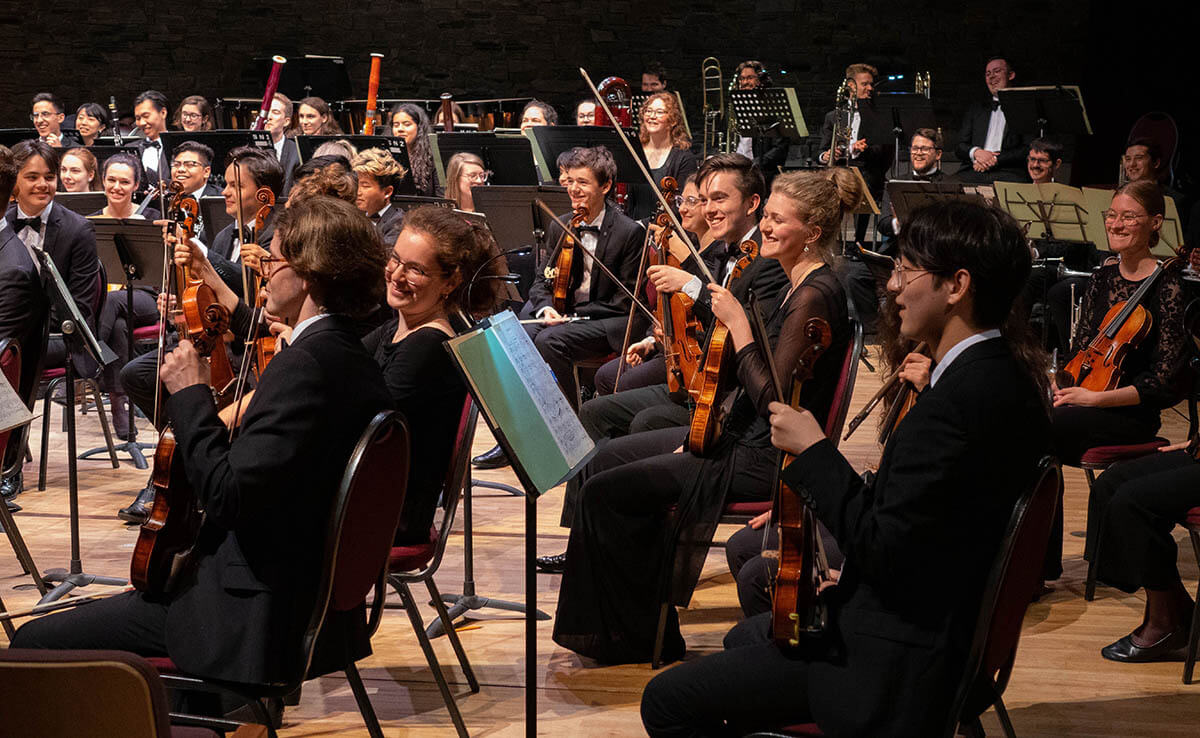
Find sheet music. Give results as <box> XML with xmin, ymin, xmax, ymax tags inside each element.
<box><xmin>0</xmin><ymin>374</ymin><xmax>34</xmax><ymax>434</ymax></box>
<box><xmin>489</xmin><ymin>311</ymin><xmax>593</xmax><ymax>470</ymax></box>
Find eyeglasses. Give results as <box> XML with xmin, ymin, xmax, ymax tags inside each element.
<box><xmin>30</xmin><ymin>112</ymin><xmax>57</xmax><ymax>121</ymax></box>
<box><xmin>462</xmin><ymin>170</ymin><xmax>493</xmax><ymax>184</ymax></box>
<box><xmin>909</xmin><ymin>145</ymin><xmax>938</xmax><ymax>154</ymax></box>
<box><xmin>171</xmin><ymin>160</ymin><xmax>205</xmax><ymax>170</ymax></box>
<box><xmin>1102</xmin><ymin>210</ymin><xmax>1147</xmax><ymax>225</ymax></box>
<box><xmin>681</xmin><ymin>196</ymin><xmax>701</xmax><ymax>207</ymax></box>
<box><xmin>643</xmin><ymin>108</ymin><xmax>667</xmax><ymax>119</ymax></box>
<box><xmin>1027</xmin><ymin>156</ymin><xmax>1053</xmax><ymax>165</ymax></box>
<box><xmin>386</xmin><ymin>253</ymin><xmax>442</xmax><ymax>281</ymax></box>
<box><xmin>180</xmin><ymin>112</ymin><xmax>203</xmax><ymax>122</ymax></box>
<box><xmin>888</xmin><ymin>258</ymin><xmax>935</xmax><ymax>289</ymax></box>
<box><xmin>259</xmin><ymin>255</ymin><xmax>290</xmax><ymax>279</ymax></box>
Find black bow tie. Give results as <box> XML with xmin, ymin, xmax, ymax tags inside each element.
<box><xmin>370</xmin><ymin>212</ymin><xmax>383</xmax><ymax>222</ymax></box>
<box><xmin>576</xmin><ymin>224</ymin><xmax>600</xmax><ymax>235</ymax></box>
<box><xmin>990</xmin><ymin>99</ymin><xmax>1001</xmax><ymax>112</ymax></box>
<box><xmin>146</xmin><ymin>139</ymin><xmax>161</xmax><ymax>149</ymax></box>
<box><xmin>14</xmin><ymin>216</ymin><xmax>42</xmax><ymax>232</ymax></box>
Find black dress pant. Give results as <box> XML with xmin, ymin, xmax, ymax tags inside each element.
<box><xmin>559</xmin><ymin>425</ymin><xmax>685</xmax><ymax>528</ymax></box>
<box><xmin>11</xmin><ymin>589</ymin><xmax>169</xmax><ymax>653</ymax></box>
<box><xmin>121</xmin><ymin>347</ymin><xmax>171</xmax><ymax>431</ymax></box>
<box><xmin>99</xmin><ymin>287</ymin><xmax>159</xmax><ymax>393</ymax></box>
<box><xmin>521</xmin><ymin>305</ymin><xmax>621</xmax><ymax>410</ymax></box>
<box><xmin>594</xmin><ymin>353</ymin><xmax>665</xmax><ymax>396</ymax></box>
<box><xmin>578</xmin><ymin>383</ymin><xmax>690</xmax><ymax>442</ymax></box>
<box><xmin>641</xmin><ymin>612</ymin><xmax>815</xmax><ymax>737</ymax></box>
<box><xmin>726</xmin><ymin>523</ymin><xmax>778</xmax><ymax>619</ymax></box>
<box><xmin>1091</xmin><ymin>450</ymin><xmax>1200</xmax><ymax>592</ymax></box>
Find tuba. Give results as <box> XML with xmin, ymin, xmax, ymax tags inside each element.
<box><xmin>826</xmin><ymin>77</ymin><xmax>857</xmax><ymax>167</ymax></box>
<box><xmin>701</xmin><ymin>57</ymin><xmax>724</xmax><ymax>158</ymax></box>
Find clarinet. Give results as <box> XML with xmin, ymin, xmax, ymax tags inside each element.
<box><xmin>109</xmin><ymin>96</ymin><xmax>123</xmax><ymax>146</ymax></box>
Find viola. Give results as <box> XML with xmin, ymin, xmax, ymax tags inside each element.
<box><xmin>250</xmin><ymin>187</ymin><xmax>277</xmax><ymax>374</ymax></box>
<box><xmin>548</xmin><ymin>205</ymin><xmax>590</xmax><ymax>314</ymax></box>
<box><xmin>687</xmin><ymin>240</ymin><xmax>758</xmax><ymax>455</ymax></box>
<box><xmin>649</xmin><ymin>176</ymin><xmax>704</xmax><ymax>401</ymax></box>
<box><xmin>1057</xmin><ymin>259</ymin><xmax>1175</xmax><ymax>392</ymax></box>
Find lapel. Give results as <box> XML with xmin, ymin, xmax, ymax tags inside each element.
<box><xmin>593</xmin><ymin>205</ymin><xmax>616</xmax><ymax>270</ymax></box>
<box><xmin>42</xmin><ymin>203</ymin><xmax>63</xmax><ymax>262</ymax></box>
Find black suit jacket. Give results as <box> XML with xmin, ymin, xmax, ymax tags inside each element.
<box><xmin>162</xmin><ymin>314</ymin><xmax>391</xmax><ymax>684</ymax></box>
<box><xmin>819</xmin><ymin>100</ymin><xmax>891</xmax><ymax>195</ymax></box>
<box><xmin>5</xmin><ymin>202</ymin><xmax>100</xmax><ymax>329</ymax></box>
<box><xmin>373</xmin><ymin>204</ymin><xmax>404</xmax><ymax>247</ymax></box>
<box><xmin>0</xmin><ymin>227</ymin><xmax>49</xmax><ymax>406</ymax></box>
<box><xmin>208</xmin><ymin>216</ymin><xmax>277</xmax><ymax>299</ymax></box>
<box><xmin>876</xmin><ymin>169</ymin><xmax>947</xmax><ymax>241</ymax></box>
<box><xmin>276</xmin><ymin>137</ymin><xmax>301</xmax><ymax>196</ymax></box>
<box><xmin>135</xmin><ymin>137</ymin><xmax>165</xmax><ymax>188</ymax></box>
<box><xmin>782</xmin><ymin>338</ymin><xmax>1051</xmax><ymax>736</ymax></box>
<box><xmin>955</xmin><ymin>99</ymin><xmax>1028</xmax><ymax>170</ymax></box>
<box><xmin>527</xmin><ymin>205</ymin><xmax>645</xmax><ymax>321</ymax></box>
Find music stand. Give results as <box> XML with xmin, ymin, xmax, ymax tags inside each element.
<box><xmin>526</xmin><ymin>125</ymin><xmax>649</xmax><ymax>185</ymax></box>
<box><xmin>430</xmin><ymin>132</ymin><xmax>540</xmax><ymax>187</ymax></box>
<box><xmin>53</xmin><ymin>192</ymin><xmax>107</xmax><ymax>217</ymax></box>
<box><xmin>295</xmin><ymin>134</ymin><xmax>413</xmax><ymax>192</ymax></box>
<box><xmin>471</xmin><ymin>185</ymin><xmax>571</xmax><ymax>296</ymax></box>
<box><xmin>993</xmin><ymin>181</ymin><xmax>1090</xmax><ymax>242</ymax></box>
<box><xmin>998</xmin><ymin>85</ymin><xmax>1093</xmax><ymax>139</ymax></box>
<box><xmin>729</xmin><ymin>87</ymin><xmax>809</xmax><ymax>140</ymax></box>
<box><xmin>199</xmin><ymin>196</ymin><xmax>234</xmax><ymax>242</ymax></box>
<box><xmin>85</xmin><ymin>144</ymin><xmax>140</xmax><ymax>166</ymax></box>
<box><xmin>0</xmin><ymin>128</ymin><xmax>39</xmax><ymax>147</ymax></box>
<box><xmin>33</xmin><ymin>250</ymin><xmax>126</xmax><ymax>603</ymax></box>
<box><xmin>874</xmin><ymin>93</ymin><xmax>936</xmax><ymax>176</ymax></box>
<box><xmin>256</xmin><ymin>54</ymin><xmax>352</xmax><ymax>101</ymax></box>
<box><xmin>886</xmin><ymin>181</ymin><xmax>988</xmax><ymax>224</ymax></box>
<box><xmin>85</xmin><ymin>219</ymin><xmax>166</xmax><ymax>469</ymax></box>
<box><xmin>389</xmin><ymin>194</ymin><xmax>456</xmax><ymax>213</ymax></box>
<box><xmin>159</xmin><ymin>130</ymin><xmax>274</xmax><ymax>187</ymax></box>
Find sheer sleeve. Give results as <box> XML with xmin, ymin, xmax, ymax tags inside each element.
<box><xmin>1133</xmin><ymin>270</ymin><xmax>1188</xmax><ymax>408</ymax></box>
<box><xmin>1069</xmin><ymin>271</ymin><xmax>1105</xmax><ymax>354</ymax></box>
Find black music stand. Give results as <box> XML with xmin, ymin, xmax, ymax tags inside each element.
<box><xmin>874</xmin><ymin>93</ymin><xmax>936</xmax><ymax>176</ymax></box>
<box><xmin>259</xmin><ymin>54</ymin><xmax>352</xmax><ymax>101</ymax></box>
<box><xmin>295</xmin><ymin>134</ymin><xmax>413</xmax><ymax>193</ymax></box>
<box><xmin>53</xmin><ymin>192</ymin><xmax>107</xmax><ymax>217</ymax></box>
<box><xmin>998</xmin><ymin>85</ymin><xmax>1092</xmax><ymax>139</ymax></box>
<box><xmin>0</xmin><ymin>128</ymin><xmax>39</xmax><ymax>147</ymax></box>
<box><xmin>34</xmin><ymin>251</ymin><xmax>126</xmax><ymax>603</ymax></box>
<box><xmin>199</xmin><ymin>196</ymin><xmax>234</xmax><ymax>242</ymax></box>
<box><xmin>84</xmin><ymin>219</ymin><xmax>166</xmax><ymax>470</ymax></box>
<box><xmin>159</xmin><ymin>131</ymin><xmax>274</xmax><ymax>187</ymax></box>
<box><xmin>729</xmin><ymin>87</ymin><xmax>809</xmax><ymax>140</ymax></box>
<box><xmin>526</xmin><ymin>126</ymin><xmax>648</xmax><ymax>185</ymax></box>
<box><xmin>886</xmin><ymin>181</ymin><xmax>989</xmax><ymax>224</ymax></box>
<box><xmin>430</xmin><ymin>132</ymin><xmax>540</xmax><ymax>187</ymax></box>
<box><xmin>471</xmin><ymin>185</ymin><xmax>571</xmax><ymax>298</ymax></box>
<box><xmin>85</xmin><ymin>144</ymin><xmax>139</xmax><ymax>166</ymax></box>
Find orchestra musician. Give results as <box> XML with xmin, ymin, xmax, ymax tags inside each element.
<box><xmin>59</xmin><ymin>147</ymin><xmax>99</xmax><ymax>192</ymax></box>
<box><xmin>640</xmin><ymin>200</ymin><xmax>1052</xmax><ymax>737</ymax></box>
<box><xmin>575</xmin><ymin>100</ymin><xmax>597</xmax><ymax>126</ymax></box>
<box><xmin>168</xmin><ymin>141</ymin><xmax>223</xmax><ymax>245</ymax></box>
<box><xmin>1025</xmin><ymin>137</ymin><xmax>1064</xmax><ymax>184</ymax></box>
<box><xmin>877</xmin><ymin>127</ymin><xmax>947</xmax><ymax>248</ymax></box>
<box><xmin>351</xmin><ymin>147</ymin><xmax>406</xmax><ymax>244</ymax></box>
<box><xmin>94</xmin><ymin>154</ymin><xmax>159</xmax><ymax>220</ymax></box>
<box><xmin>642</xmin><ymin>61</ymin><xmax>669</xmax><ymax>92</ymax></box>
<box><xmin>30</xmin><ymin>93</ymin><xmax>79</xmax><ymax>148</ymax></box>
<box><xmin>955</xmin><ymin>56</ymin><xmax>1028</xmax><ymax>184</ymax></box>
<box><xmin>0</xmin><ymin>145</ymin><xmax>50</xmax><ymax>514</ymax></box>
<box><xmin>551</xmin><ymin>168</ymin><xmax>860</xmax><ymax>663</ymax></box>
<box><xmin>389</xmin><ymin>103</ymin><xmax>437</xmax><ymax>196</ymax></box>
<box><xmin>819</xmin><ymin>63</ymin><xmax>889</xmax><ymax>244</ymax></box>
<box><xmin>265</xmin><ymin>93</ymin><xmax>300</xmax><ymax>194</ymax></box>
<box><xmin>72</xmin><ymin>102</ymin><xmax>109</xmax><ymax>146</ymax></box>
<box><xmin>11</xmin><ymin>196</ymin><xmax>393</xmax><ymax>700</ymax></box>
<box><xmin>173</xmin><ymin>95</ymin><xmax>215</xmax><ymax>132</ymax></box>
<box><xmin>295</xmin><ymin>96</ymin><xmax>342</xmax><ymax>135</ymax></box>
<box><xmin>443</xmin><ymin>151</ymin><xmax>488</xmax><ymax>212</ymax></box>
<box><xmin>729</xmin><ymin>60</ymin><xmax>789</xmax><ymax>188</ymax></box>
<box><xmin>1044</xmin><ymin>179</ymin><xmax>1187</xmax><ymax>581</ymax></box>
<box><xmin>626</xmin><ymin>92</ymin><xmax>698</xmax><ymax>221</ymax></box>
<box><xmin>133</xmin><ymin>90</ymin><xmax>170</xmax><ymax>188</ymax></box>
<box><xmin>519</xmin><ymin>99</ymin><xmax>558</xmax><ymax>132</ymax></box>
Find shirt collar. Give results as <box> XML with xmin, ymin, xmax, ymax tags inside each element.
<box><xmin>288</xmin><ymin>312</ymin><xmax>332</xmax><ymax>346</ymax></box>
<box><xmin>929</xmin><ymin>329</ymin><xmax>1002</xmax><ymax>387</ymax></box>
<box><xmin>17</xmin><ymin>200</ymin><xmax>52</xmax><ymax>221</ymax></box>
<box><xmin>586</xmin><ymin>207</ymin><xmax>605</xmax><ymax>229</ymax></box>
<box><xmin>376</xmin><ymin>203</ymin><xmax>391</xmax><ymax>218</ymax></box>
<box><xmin>189</xmin><ymin>185</ymin><xmax>207</xmax><ymax>201</ymax></box>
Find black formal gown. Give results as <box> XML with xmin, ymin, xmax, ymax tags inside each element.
<box><xmin>552</xmin><ymin>266</ymin><xmax>849</xmax><ymax>664</ymax></box>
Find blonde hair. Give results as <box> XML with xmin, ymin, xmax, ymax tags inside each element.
<box><xmin>770</xmin><ymin>167</ymin><xmax>864</xmax><ymax>261</ymax></box>
<box><xmin>638</xmin><ymin>92</ymin><xmax>691</xmax><ymax>150</ymax></box>
<box><xmin>351</xmin><ymin>147</ymin><xmax>406</xmax><ymax>190</ymax></box>
<box><xmin>313</xmin><ymin>139</ymin><xmax>358</xmax><ymax>161</ymax></box>
<box><xmin>845</xmin><ymin>63</ymin><xmax>878</xmax><ymax>79</ymax></box>
<box><xmin>444</xmin><ymin>152</ymin><xmax>484</xmax><ymax>207</ymax></box>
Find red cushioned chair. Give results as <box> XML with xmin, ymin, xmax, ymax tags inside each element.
<box><xmin>36</xmin><ymin>262</ymin><xmax>119</xmax><ymax>491</ymax></box>
<box><xmin>0</xmin><ymin>649</ymin><xmax>218</xmax><ymax>737</ymax></box>
<box><xmin>147</xmin><ymin>410</ymin><xmax>411</xmax><ymax>738</ymax></box>
<box><xmin>745</xmin><ymin>457</ymin><xmax>1062</xmax><ymax>738</ymax></box>
<box><xmin>374</xmin><ymin>398</ymin><xmax>480</xmax><ymax>738</ymax></box>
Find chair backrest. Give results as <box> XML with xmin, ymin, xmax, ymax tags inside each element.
<box><xmin>0</xmin><ymin>649</ymin><xmax>174</xmax><ymax>737</ymax></box>
<box><xmin>297</xmin><ymin>410</ymin><xmax>411</xmax><ymax>678</ymax></box>
<box><xmin>823</xmin><ymin>313</ymin><xmax>864</xmax><ymax>448</ymax></box>
<box><xmin>1</xmin><ymin>338</ymin><xmax>22</xmax><ymax>478</ymax></box>
<box><xmin>945</xmin><ymin>455</ymin><xmax>1061</xmax><ymax>737</ymax></box>
<box><xmin>422</xmin><ymin>397</ymin><xmax>479</xmax><ymax>575</ymax></box>
<box><xmin>1127</xmin><ymin>112</ymin><xmax>1180</xmax><ymax>187</ymax></box>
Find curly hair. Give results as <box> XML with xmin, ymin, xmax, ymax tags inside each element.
<box><xmin>401</xmin><ymin>206</ymin><xmax>506</xmax><ymax>317</ymax></box>
<box><xmin>638</xmin><ymin>92</ymin><xmax>690</xmax><ymax>150</ymax></box>
<box><xmin>287</xmin><ymin>157</ymin><xmax>357</xmax><ymax>206</ymax></box>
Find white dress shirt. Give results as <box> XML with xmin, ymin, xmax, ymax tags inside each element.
<box><xmin>13</xmin><ymin>200</ymin><xmax>53</xmax><ymax>273</ymax></box>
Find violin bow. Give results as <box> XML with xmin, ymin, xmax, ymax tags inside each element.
<box><xmin>229</xmin><ymin>156</ymin><xmax>260</xmax><ymax>437</ymax></box>
<box><xmin>615</xmin><ymin>226</ymin><xmax>657</xmax><ymax>391</ymax></box>
<box><xmin>580</xmin><ymin>67</ymin><xmax>716</xmax><ymax>285</ymax></box>
<box><xmin>534</xmin><ymin>198</ymin><xmax>660</xmax><ymax>328</ymax></box>
<box><xmin>151</xmin><ymin>181</ymin><xmax>177</xmax><ymax>429</ymax></box>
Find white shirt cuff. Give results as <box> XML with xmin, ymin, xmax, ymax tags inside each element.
<box><xmin>682</xmin><ymin>276</ymin><xmax>702</xmax><ymax>301</ymax></box>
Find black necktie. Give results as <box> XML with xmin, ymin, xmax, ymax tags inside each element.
<box><xmin>14</xmin><ymin>216</ymin><xmax>42</xmax><ymax>232</ymax></box>
<box><xmin>241</xmin><ymin>226</ymin><xmax>254</xmax><ymax>243</ymax></box>
<box><xmin>577</xmin><ymin>224</ymin><xmax>600</xmax><ymax>235</ymax></box>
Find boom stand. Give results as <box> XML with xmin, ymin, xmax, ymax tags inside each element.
<box><xmin>35</xmin><ymin>252</ymin><xmax>127</xmax><ymax>603</ymax></box>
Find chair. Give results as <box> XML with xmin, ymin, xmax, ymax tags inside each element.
<box><xmin>148</xmin><ymin>410</ymin><xmax>411</xmax><ymax>738</ymax></box>
<box><xmin>572</xmin><ymin>353</ymin><xmax>616</xmax><ymax>409</ymax></box>
<box><xmin>1181</xmin><ymin>508</ymin><xmax>1200</xmax><ymax>684</ymax></box>
<box><xmin>375</xmin><ymin>398</ymin><xmax>480</xmax><ymax>738</ymax></box>
<box><xmin>36</xmin><ymin>262</ymin><xmax>119</xmax><ymax>491</ymax></box>
<box><xmin>0</xmin><ymin>649</ymin><xmax>218</xmax><ymax>737</ymax></box>
<box><xmin>745</xmin><ymin>456</ymin><xmax>1063</xmax><ymax>738</ymax></box>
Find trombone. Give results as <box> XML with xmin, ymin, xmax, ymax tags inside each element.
<box><xmin>701</xmin><ymin>57</ymin><xmax>725</xmax><ymax>158</ymax></box>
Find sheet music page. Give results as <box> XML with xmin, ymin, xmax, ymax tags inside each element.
<box><xmin>489</xmin><ymin>311</ymin><xmax>593</xmax><ymax>470</ymax></box>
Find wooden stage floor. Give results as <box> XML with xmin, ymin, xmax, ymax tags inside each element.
<box><xmin>3</xmin><ymin>345</ymin><xmax>1198</xmax><ymax>736</ymax></box>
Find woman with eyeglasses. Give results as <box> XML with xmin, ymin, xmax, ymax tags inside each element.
<box><xmin>1042</xmin><ymin>179</ymin><xmax>1188</xmax><ymax>582</ymax></box>
<box><xmin>173</xmin><ymin>95</ymin><xmax>215</xmax><ymax>132</ymax></box>
<box><xmin>360</xmin><ymin>206</ymin><xmax>504</xmax><ymax>543</ymax></box>
<box><xmin>626</xmin><ymin>92</ymin><xmax>698</xmax><ymax>220</ymax></box>
<box><xmin>444</xmin><ymin>152</ymin><xmax>488</xmax><ymax>212</ymax></box>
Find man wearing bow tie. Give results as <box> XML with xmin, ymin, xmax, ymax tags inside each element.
<box><xmin>3</xmin><ymin>140</ymin><xmax>98</xmax><ymax>501</ymax></box>
<box><xmin>350</xmin><ymin>148</ymin><xmax>405</xmax><ymax>247</ymax></box>
<box><xmin>133</xmin><ymin>90</ymin><xmax>170</xmax><ymax>191</ymax></box>
<box><xmin>954</xmin><ymin>57</ymin><xmax>1029</xmax><ymax>184</ymax></box>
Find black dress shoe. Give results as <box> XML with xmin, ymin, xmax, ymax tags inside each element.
<box><xmin>472</xmin><ymin>444</ymin><xmax>510</xmax><ymax>470</ymax></box>
<box><xmin>535</xmin><ymin>552</ymin><xmax>567</xmax><ymax>574</ymax></box>
<box><xmin>118</xmin><ymin>482</ymin><xmax>156</xmax><ymax>524</ymax></box>
<box><xmin>1101</xmin><ymin>629</ymin><xmax>1188</xmax><ymax>662</ymax></box>
<box><xmin>1</xmin><ymin>471</ymin><xmax>23</xmax><ymax>501</ymax></box>
<box><xmin>5</xmin><ymin>497</ymin><xmax>20</xmax><ymax>513</ymax></box>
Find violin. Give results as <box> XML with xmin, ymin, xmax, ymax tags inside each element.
<box><xmin>1056</xmin><ymin>259</ymin><xmax>1176</xmax><ymax>392</ymax></box>
<box><xmin>548</xmin><ymin>205</ymin><xmax>590</xmax><ymax>314</ymax></box>
<box><xmin>249</xmin><ymin>188</ymin><xmax>277</xmax><ymax>374</ymax></box>
<box><xmin>687</xmin><ymin>240</ymin><xmax>759</xmax><ymax>455</ymax></box>
<box><xmin>649</xmin><ymin>176</ymin><xmax>704</xmax><ymax>401</ymax></box>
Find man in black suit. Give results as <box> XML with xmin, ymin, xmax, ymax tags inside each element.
<box><xmin>266</xmin><ymin>92</ymin><xmax>300</xmax><ymax>195</ymax></box>
<box><xmin>30</xmin><ymin>92</ymin><xmax>81</xmax><ymax>149</ymax></box>
<box><xmin>819</xmin><ymin>63</ymin><xmax>891</xmax><ymax>244</ymax></box>
<box><xmin>168</xmin><ymin>141</ymin><xmax>223</xmax><ymax>246</ymax></box>
<box><xmin>877</xmin><ymin>127</ymin><xmax>947</xmax><ymax>245</ymax></box>
<box><xmin>955</xmin><ymin>56</ymin><xmax>1028</xmax><ymax>184</ymax></box>
<box><xmin>642</xmin><ymin>200</ymin><xmax>1053</xmax><ymax>737</ymax></box>
<box><xmin>133</xmin><ymin>90</ymin><xmax>170</xmax><ymax>191</ymax></box>
<box><xmin>730</xmin><ymin>60</ymin><xmax>790</xmax><ymax>189</ymax></box>
<box><xmin>350</xmin><ymin>147</ymin><xmax>405</xmax><ymax>246</ymax></box>
<box><xmin>12</xmin><ymin>196</ymin><xmax>392</xmax><ymax>694</ymax></box>
<box><xmin>0</xmin><ymin>146</ymin><xmax>51</xmax><ymax>512</ymax></box>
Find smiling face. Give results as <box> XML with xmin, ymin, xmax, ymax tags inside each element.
<box><xmin>1104</xmin><ymin>192</ymin><xmax>1160</xmax><ymax>257</ymax></box>
<box><xmin>678</xmin><ymin>180</ymin><xmax>706</xmax><ymax>235</ymax></box>
<box><xmin>575</xmin><ymin>101</ymin><xmax>596</xmax><ymax>126</ymax></box>
<box><xmin>641</xmin><ymin>73</ymin><xmax>666</xmax><ymax>93</ymax></box>
<box><xmin>889</xmin><ymin>256</ymin><xmax>950</xmax><ymax>342</ymax></box>
<box><xmin>1122</xmin><ymin>144</ymin><xmax>1156</xmax><ymax>182</ymax></box>
<box><xmin>562</xmin><ymin>166</ymin><xmax>609</xmax><ymax>215</ymax></box>
<box><xmin>391</xmin><ymin>111</ymin><xmax>417</xmax><ymax>145</ymax></box>
<box><xmin>737</xmin><ymin>67</ymin><xmax>761</xmax><ymax>89</ymax></box>
<box><xmin>909</xmin><ymin>134</ymin><xmax>941</xmax><ymax>174</ymax></box>
<box><xmin>104</xmin><ymin>163</ymin><xmax>137</xmax><ymax>208</ymax></box>
<box><xmin>759</xmin><ymin>192</ymin><xmax>819</xmax><ymax>261</ymax></box>
<box><xmin>134</xmin><ymin>100</ymin><xmax>167</xmax><ymax>139</ymax></box>
<box><xmin>385</xmin><ymin>227</ymin><xmax>459</xmax><ymax>319</ymax></box>
<box><xmin>851</xmin><ymin>72</ymin><xmax>874</xmax><ymax>99</ymax></box>
<box><xmin>14</xmin><ymin>154</ymin><xmax>57</xmax><ymax>213</ymax></box>
<box><xmin>266</xmin><ymin>98</ymin><xmax>291</xmax><ymax>140</ymax></box>
<box><xmin>700</xmin><ymin>171</ymin><xmax>759</xmax><ymax>243</ymax></box>
<box><xmin>31</xmin><ymin>100</ymin><xmax>63</xmax><ymax>138</ymax></box>
<box><xmin>59</xmin><ymin>153</ymin><xmax>91</xmax><ymax>192</ymax></box>
<box><xmin>356</xmin><ymin>173</ymin><xmax>391</xmax><ymax>215</ymax></box>
<box><xmin>642</xmin><ymin>97</ymin><xmax>669</xmax><ymax>137</ymax></box>
<box><xmin>1026</xmin><ymin>149</ymin><xmax>1058</xmax><ymax>184</ymax></box>
<box><xmin>520</xmin><ymin>106</ymin><xmax>549</xmax><ymax>132</ymax></box>
<box><xmin>297</xmin><ymin>104</ymin><xmax>324</xmax><ymax>135</ymax></box>
<box><xmin>74</xmin><ymin>109</ymin><xmax>103</xmax><ymax>140</ymax></box>
<box><xmin>984</xmin><ymin>58</ymin><xmax>1014</xmax><ymax>96</ymax></box>
<box><xmin>222</xmin><ymin>161</ymin><xmax>260</xmax><ymax>221</ymax></box>
<box><xmin>179</xmin><ymin>103</ymin><xmax>206</xmax><ymax>132</ymax></box>
<box><xmin>171</xmin><ymin>150</ymin><xmax>210</xmax><ymax>193</ymax></box>
<box><xmin>261</xmin><ymin>231</ymin><xmax>304</xmax><ymax>323</ymax></box>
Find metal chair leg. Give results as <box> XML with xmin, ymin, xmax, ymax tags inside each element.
<box><xmin>994</xmin><ymin>695</ymin><xmax>1017</xmax><ymax>737</ymax></box>
<box><xmin>83</xmin><ymin>379</ymin><xmax>119</xmax><ymax>468</ymax></box>
<box><xmin>345</xmin><ymin>661</ymin><xmax>385</xmax><ymax>738</ymax></box>
<box><xmin>38</xmin><ymin>378</ymin><xmax>61</xmax><ymax>491</ymax></box>
<box><xmin>1083</xmin><ymin>466</ymin><xmax>1101</xmax><ymax>601</ymax></box>
<box><xmin>425</xmin><ymin>577</ymin><xmax>479</xmax><ymax>692</ymax></box>
<box><xmin>397</xmin><ymin>580</ymin><xmax>470</xmax><ymax>737</ymax></box>
<box><xmin>1184</xmin><ymin>530</ymin><xmax>1200</xmax><ymax>684</ymax></box>
<box><xmin>652</xmin><ymin>602</ymin><xmax>670</xmax><ymax>670</ymax></box>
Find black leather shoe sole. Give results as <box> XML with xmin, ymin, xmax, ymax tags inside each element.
<box><xmin>1101</xmin><ymin>630</ymin><xmax>1188</xmax><ymax>662</ymax></box>
<box><xmin>117</xmin><ymin>503</ymin><xmax>149</xmax><ymax>524</ymax></box>
<box><xmin>472</xmin><ymin>445</ymin><xmax>511</xmax><ymax>470</ymax></box>
<box><xmin>535</xmin><ymin>553</ymin><xmax>567</xmax><ymax>574</ymax></box>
